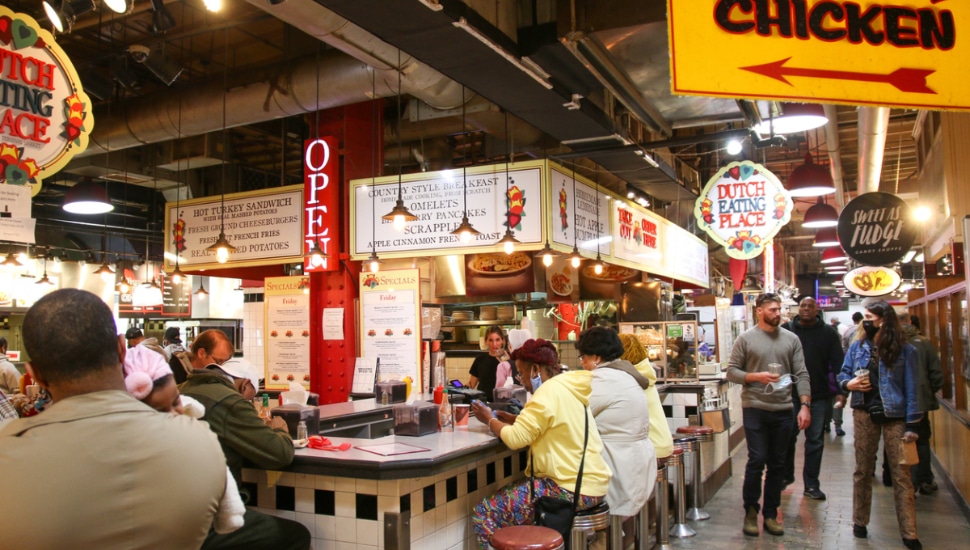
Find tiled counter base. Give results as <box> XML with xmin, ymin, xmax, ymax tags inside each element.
<box><xmin>242</xmin><ymin>447</ymin><xmax>527</xmax><ymax>550</ymax></box>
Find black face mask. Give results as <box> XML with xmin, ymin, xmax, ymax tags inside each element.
<box><xmin>862</xmin><ymin>320</ymin><xmax>879</xmax><ymax>340</ymax></box>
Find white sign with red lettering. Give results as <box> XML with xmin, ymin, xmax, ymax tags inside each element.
<box><xmin>303</xmin><ymin>136</ymin><xmax>340</xmax><ymax>272</ymax></box>
<box><xmin>694</xmin><ymin>161</ymin><xmax>792</xmax><ymax>260</ymax></box>
<box><xmin>0</xmin><ymin>7</ymin><xmax>93</xmax><ymax>196</ymax></box>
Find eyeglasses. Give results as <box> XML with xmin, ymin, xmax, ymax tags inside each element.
<box><xmin>206</xmin><ymin>351</ymin><xmax>231</xmax><ymax>366</ymax></box>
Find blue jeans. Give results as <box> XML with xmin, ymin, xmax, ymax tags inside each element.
<box><xmin>784</xmin><ymin>400</ymin><xmax>829</xmax><ymax>489</ymax></box>
<box><xmin>743</xmin><ymin>408</ymin><xmax>794</xmax><ymax>519</ymax></box>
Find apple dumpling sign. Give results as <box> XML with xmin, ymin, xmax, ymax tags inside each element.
<box><xmin>0</xmin><ymin>7</ymin><xmax>93</xmax><ymax>196</ymax></box>
<box><xmin>694</xmin><ymin>160</ymin><xmax>793</xmax><ymax>260</ymax></box>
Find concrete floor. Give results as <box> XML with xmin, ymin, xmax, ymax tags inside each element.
<box><xmin>667</xmin><ymin>414</ymin><xmax>970</xmax><ymax>549</ymax></box>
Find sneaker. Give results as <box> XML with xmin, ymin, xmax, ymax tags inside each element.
<box><xmin>764</xmin><ymin>517</ymin><xmax>784</xmax><ymax>536</ymax></box>
<box><xmin>853</xmin><ymin>525</ymin><xmax>868</xmax><ymax>538</ymax></box>
<box><xmin>835</xmin><ymin>427</ymin><xmax>846</xmax><ymax>436</ymax></box>
<box><xmin>902</xmin><ymin>538</ymin><xmax>923</xmax><ymax>550</ymax></box>
<box><xmin>824</xmin><ymin>425</ymin><xmax>831</xmax><ymax>433</ymax></box>
<box><xmin>803</xmin><ymin>487</ymin><xmax>827</xmax><ymax>500</ymax></box>
<box><xmin>919</xmin><ymin>481</ymin><xmax>938</xmax><ymax>494</ymax></box>
<box><xmin>781</xmin><ymin>476</ymin><xmax>795</xmax><ymax>488</ymax></box>
<box><xmin>743</xmin><ymin>506</ymin><xmax>759</xmax><ymax>536</ymax></box>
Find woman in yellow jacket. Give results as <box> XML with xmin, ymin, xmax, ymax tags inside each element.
<box><xmin>470</xmin><ymin>339</ymin><xmax>611</xmax><ymax>549</ymax></box>
<box><xmin>619</xmin><ymin>333</ymin><xmax>674</xmax><ymax>458</ymax></box>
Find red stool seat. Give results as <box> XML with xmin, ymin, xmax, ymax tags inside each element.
<box><xmin>677</xmin><ymin>426</ymin><xmax>714</xmax><ymax>435</ymax></box>
<box><xmin>671</xmin><ymin>446</ymin><xmax>684</xmax><ymax>455</ymax></box>
<box><xmin>489</xmin><ymin>525</ymin><xmax>564</xmax><ymax>550</ymax></box>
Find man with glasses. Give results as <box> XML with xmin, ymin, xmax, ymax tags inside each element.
<box><xmin>179</xmin><ymin>350</ymin><xmax>310</xmax><ymax>550</ymax></box>
<box><xmin>169</xmin><ymin>329</ymin><xmax>234</xmax><ymax>384</ymax></box>
<box><xmin>726</xmin><ymin>293</ymin><xmax>811</xmax><ymax>538</ymax></box>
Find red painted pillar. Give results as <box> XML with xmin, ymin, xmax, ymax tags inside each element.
<box><xmin>308</xmin><ymin>100</ymin><xmax>382</xmax><ymax>403</ymax></box>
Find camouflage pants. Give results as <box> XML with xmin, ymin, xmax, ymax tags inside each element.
<box><xmin>852</xmin><ymin>409</ymin><xmax>918</xmax><ymax>540</ymax></box>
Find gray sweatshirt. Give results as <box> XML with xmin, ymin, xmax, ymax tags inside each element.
<box><xmin>726</xmin><ymin>326</ymin><xmax>811</xmax><ymax>411</ymax></box>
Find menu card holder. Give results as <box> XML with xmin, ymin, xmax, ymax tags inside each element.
<box><xmin>349</xmin><ymin>356</ymin><xmax>378</xmax><ymax>400</ymax></box>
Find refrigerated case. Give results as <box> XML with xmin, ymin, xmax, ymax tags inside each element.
<box><xmin>618</xmin><ymin>320</ymin><xmax>700</xmax><ymax>383</ymax></box>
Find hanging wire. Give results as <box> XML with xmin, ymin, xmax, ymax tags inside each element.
<box><xmin>366</xmin><ymin>67</ymin><xmax>382</xmax><ymax>272</ymax></box>
<box><xmin>381</xmin><ymin>49</ymin><xmax>417</xmax><ymax>229</ymax></box>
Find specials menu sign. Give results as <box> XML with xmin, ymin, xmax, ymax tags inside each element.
<box><xmin>694</xmin><ymin>161</ymin><xmax>793</xmax><ymax>260</ymax></box>
<box><xmin>0</xmin><ymin>7</ymin><xmax>93</xmax><ymax>196</ymax></box>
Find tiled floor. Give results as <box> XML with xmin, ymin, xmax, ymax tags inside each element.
<box><xmin>669</xmin><ymin>415</ymin><xmax>970</xmax><ymax>549</ymax></box>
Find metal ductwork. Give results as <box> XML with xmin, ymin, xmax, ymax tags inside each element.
<box><xmin>79</xmin><ymin>1</ymin><xmax>468</xmax><ymax>157</ymax></box>
<box><xmin>857</xmin><ymin>107</ymin><xmax>890</xmax><ymax>194</ymax></box>
<box><xmin>823</xmin><ymin>104</ymin><xmax>846</xmax><ymax>208</ymax></box>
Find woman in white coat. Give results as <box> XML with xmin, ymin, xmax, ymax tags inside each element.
<box><xmin>576</xmin><ymin>326</ymin><xmax>656</xmax><ymax>517</ymax></box>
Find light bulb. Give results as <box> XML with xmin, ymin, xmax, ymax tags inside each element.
<box><xmin>460</xmin><ymin>229</ymin><xmax>472</xmax><ymax>244</ymax></box>
<box><xmin>198</xmin><ymin>292</ymin><xmax>206</xmax><ymax>300</ymax></box>
<box><xmin>203</xmin><ymin>0</ymin><xmax>222</xmax><ymax>11</ymax></box>
<box><xmin>393</xmin><ymin>214</ymin><xmax>406</xmax><ymax>232</ymax></box>
<box><xmin>571</xmin><ymin>256</ymin><xmax>581</xmax><ymax>268</ymax></box>
<box><xmin>216</xmin><ymin>246</ymin><xmax>229</xmax><ymax>263</ymax></box>
<box><xmin>913</xmin><ymin>206</ymin><xmax>931</xmax><ymax>222</ymax></box>
<box><xmin>726</xmin><ymin>139</ymin><xmax>743</xmax><ymax>155</ymax></box>
<box><xmin>369</xmin><ymin>259</ymin><xmax>380</xmax><ymax>273</ymax></box>
<box><xmin>594</xmin><ymin>263</ymin><xmax>603</xmax><ymax>275</ymax></box>
<box><xmin>101</xmin><ymin>270</ymin><xmax>114</xmax><ymax>283</ymax></box>
<box><xmin>171</xmin><ymin>272</ymin><xmax>181</xmax><ymax>286</ymax></box>
<box><xmin>503</xmin><ymin>240</ymin><xmax>515</xmax><ymax>255</ymax></box>
<box><xmin>119</xmin><ymin>280</ymin><xmax>131</xmax><ymax>294</ymax></box>
<box><xmin>303</xmin><ymin>287</ymin><xmax>309</xmax><ymax>295</ymax></box>
<box><xmin>543</xmin><ymin>253</ymin><xmax>554</xmax><ymax>267</ymax></box>
<box><xmin>311</xmin><ymin>251</ymin><xmax>323</xmax><ymax>267</ymax></box>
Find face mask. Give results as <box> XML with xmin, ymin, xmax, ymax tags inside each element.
<box><xmin>862</xmin><ymin>320</ymin><xmax>879</xmax><ymax>340</ymax></box>
<box><xmin>530</xmin><ymin>368</ymin><xmax>542</xmax><ymax>392</ymax></box>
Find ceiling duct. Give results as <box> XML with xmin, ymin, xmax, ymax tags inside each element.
<box><xmin>857</xmin><ymin>107</ymin><xmax>890</xmax><ymax>194</ymax></box>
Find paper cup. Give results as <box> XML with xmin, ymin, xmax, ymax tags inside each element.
<box><xmin>455</xmin><ymin>404</ymin><xmax>470</xmax><ymax>426</ymax></box>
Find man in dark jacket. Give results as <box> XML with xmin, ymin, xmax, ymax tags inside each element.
<box><xmin>180</xmin><ymin>356</ymin><xmax>310</xmax><ymax>550</ymax></box>
<box><xmin>781</xmin><ymin>297</ymin><xmax>844</xmax><ymax>500</ymax></box>
<box><xmin>900</xmin><ymin>313</ymin><xmax>944</xmax><ymax>494</ymax></box>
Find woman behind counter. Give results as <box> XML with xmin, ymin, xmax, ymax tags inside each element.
<box><xmin>837</xmin><ymin>300</ymin><xmax>922</xmax><ymax>550</ymax></box>
<box><xmin>468</xmin><ymin>325</ymin><xmax>507</xmax><ymax>401</ymax></box>
<box><xmin>470</xmin><ymin>339</ymin><xmax>610</xmax><ymax>549</ymax></box>
<box><xmin>577</xmin><ymin>327</ymin><xmax>656</xmax><ymax>518</ymax></box>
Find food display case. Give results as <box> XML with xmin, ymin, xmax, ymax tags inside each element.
<box><xmin>619</xmin><ymin>320</ymin><xmax>700</xmax><ymax>383</ymax></box>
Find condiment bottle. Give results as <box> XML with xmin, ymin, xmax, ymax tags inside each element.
<box><xmin>258</xmin><ymin>394</ymin><xmax>272</xmax><ymax>422</ymax></box>
<box><xmin>296</xmin><ymin>420</ymin><xmax>308</xmax><ymax>440</ymax></box>
<box><xmin>381</xmin><ymin>390</ymin><xmax>389</xmax><ymax>405</ymax></box>
<box><xmin>439</xmin><ymin>386</ymin><xmax>453</xmax><ymax>432</ymax></box>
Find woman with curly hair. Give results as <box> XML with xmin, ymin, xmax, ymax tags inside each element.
<box><xmin>470</xmin><ymin>338</ymin><xmax>610</xmax><ymax>549</ymax></box>
<box><xmin>837</xmin><ymin>300</ymin><xmax>922</xmax><ymax>550</ymax></box>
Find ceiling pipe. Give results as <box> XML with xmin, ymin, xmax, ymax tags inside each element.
<box><xmin>857</xmin><ymin>106</ymin><xmax>890</xmax><ymax>194</ymax></box>
<box><xmin>823</xmin><ymin>104</ymin><xmax>846</xmax><ymax>208</ymax></box>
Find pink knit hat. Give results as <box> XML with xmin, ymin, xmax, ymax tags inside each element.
<box><xmin>124</xmin><ymin>345</ymin><xmax>174</xmax><ymax>400</ymax></box>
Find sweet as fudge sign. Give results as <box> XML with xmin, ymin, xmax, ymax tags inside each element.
<box><xmin>694</xmin><ymin>160</ymin><xmax>792</xmax><ymax>260</ymax></box>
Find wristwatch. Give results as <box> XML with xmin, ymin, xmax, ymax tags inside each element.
<box><xmin>801</xmin><ymin>401</ymin><xmax>811</xmax><ymax>407</ymax></box>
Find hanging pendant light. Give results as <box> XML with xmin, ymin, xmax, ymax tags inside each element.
<box><xmin>802</xmin><ymin>197</ymin><xmax>839</xmax><ymax>228</ymax></box>
<box><xmin>169</xmin><ymin>96</ymin><xmax>186</xmax><ymax>287</ymax></box>
<box><xmin>365</xmin><ymin>251</ymin><xmax>384</xmax><ymax>273</ymax></box>
<box><xmin>538</xmin><ymin>241</ymin><xmax>560</xmax><ymax>267</ymax></box>
<box><xmin>63</xmin><ymin>179</ymin><xmax>113</xmax><ymax>214</ymax></box>
<box><xmin>207</xmin><ymin>28</ymin><xmax>236</xmax><ymax>263</ymax></box>
<box><xmin>568</xmin><ymin>164</ymin><xmax>583</xmax><ymax>269</ymax></box>
<box><xmin>754</xmin><ymin>102</ymin><xmax>828</xmax><ymax>135</ymax></box>
<box><xmin>820</xmin><ymin>247</ymin><xmax>848</xmax><ymax>264</ymax></box>
<box><xmin>94</xmin><ymin>256</ymin><xmax>115</xmax><ymax>282</ymax></box>
<box><xmin>117</xmin><ymin>277</ymin><xmax>132</xmax><ymax>294</ymax></box>
<box><xmin>591</xmin><ymin>177</ymin><xmax>605</xmax><ymax>275</ymax></box>
<box><xmin>787</xmin><ymin>153</ymin><xmax>835</xmax><ymax>197</ymax></box>
<box><xmin>568</xmin><ymin>246</ymin><xmax>583</xmax><ymax>269</ymax></box>
<box><xmin>382</xmin><ymin>49</ymin><xmax>418</xmax><ymax>231</ymax></box>
<box><xmin>450</xmin><ymin>86</ymin><xmax>480</xmax><ymax>243</ymax></box>
<box><xmin>366</xmin><ymin>68</ymin><xmax>383</xmax><ymax>273</ymax></box>
<box><xmin>35</xmin><ymin>255</ymin><xmax>54</xmax><ymax>287</ymax></box>
<box><xmin>812</xmin><ymin>227</ymin><xmax>840</xmax><ymax>248</ymax></box>
<box><xmin>195</xmin><ymin>280</ymin><xmax>209</xmax><ymax>299</ymax></box>
<box><xmin>169</xmin><ymin>265</ymin><xmax>186</xmax><ymax>286</ymax></box>
<box><xmin>1</xmin><ymin>252</ymin><xmax>22</xmax><ymax>268</ymax></box>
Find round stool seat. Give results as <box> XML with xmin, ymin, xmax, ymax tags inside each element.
<box><xmin>670</xmin><ymin>446</ymin><xmax>683</xmax><ymax>455</ymax></box>
<box><xmin>489</xmin><ymin>526</ymin><xmax>564</xmax><ymax>550</ymax></box>
<box><xmin>677</xmin><ymin>425</ymin><xmax>714</xmax><ymax>442</ymax></box>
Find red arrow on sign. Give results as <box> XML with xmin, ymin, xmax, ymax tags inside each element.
<box><xmin>740</xmin><ymin>57</ymin><xmax>936</xmax><ymax>95</ymax></box>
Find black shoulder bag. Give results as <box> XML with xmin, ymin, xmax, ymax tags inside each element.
<box><xmin>531</xmin><ymin>406</ymin><xmax>589</xmax><ymax>548</ymax></box>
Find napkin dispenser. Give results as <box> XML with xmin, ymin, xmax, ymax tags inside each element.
<box><xmin>376</xmin><ymin>380</ymin><xmax>407</xmax><ymax>404</ymax></box>
<box><xmin>494</xmin><ymin>385</ymin><xmax>527</xmax><ymax>403</ymax></box>
<box><xmin>393</xmin><ymin>401</ymin><xmax>438</xmax><ymax>436</ymax></box>
<box><xmin>270</xmin><ymin>404</ymin><xmax>320</xmax><ymax>438</ymax></box>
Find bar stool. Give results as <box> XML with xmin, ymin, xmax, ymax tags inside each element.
<box><xmin>489</xmin><ymin>525</ymin><xmax>564</xmax><ymax>550</ymax></box>
<box><xmin>654</xmin><ymin>449</ymin><xmax>679</xmax><ymax>550</ymax></box>
<box><xmin>669</xmin><ymin>439</ymin><xmax>696</xmax><ymax>538</ymax></box>
<box><xmin>676</xmin><ymin>426</ymin><xmax>714</xmax><ymax>521</ymax></box>
<box><xmin>570</xmin><ymin>501</ymin><xmax>610</xmax><ymax>549</ymax></box>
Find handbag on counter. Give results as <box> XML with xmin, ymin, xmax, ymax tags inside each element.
<box><xmin>530</xmin><ymin>406</ymin><xmax>588</xmax><ymax>549</ymax></box>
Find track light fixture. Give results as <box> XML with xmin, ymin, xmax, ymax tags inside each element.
<box><xmin>43</xmin><ymin>0</ymin><xmax>95</xmax><ymax>34</ymax></box>
<box><xmin>149</xmin><ymin>0</ymin><xmax>177</xmax><ymax>34</ymax></box>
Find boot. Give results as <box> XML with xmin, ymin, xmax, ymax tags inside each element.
<box><xmin>743</xmin><ymin>506</ymin><xmax>759</xmax><ymax>536</ymax></box>
<box><xmin>764</xmin><ymin>517</ymin><xmax>784</xmax><ymax>536</ymax></box>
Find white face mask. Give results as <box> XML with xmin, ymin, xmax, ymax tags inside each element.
<box><xmin>763</xmin><ymin>374</ymin><xmax>793</xmax><ymax>395</ymax></box>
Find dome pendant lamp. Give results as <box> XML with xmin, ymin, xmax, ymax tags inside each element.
<box><xmin>802</xmin><ymin>197</ymin><xmax>839</xmax><ymax>228</ymax></box>
<box><xmin>812</xmin><ymin>227</ymin><xmax>839</xmax><ymax>248</ymax></box>
<box><xmin>755</xmin><ymin>102</ymin><xmax>828</xmax><ymax>135</ymax></box>
<box><xmin>206</xmin><ymin>29</ymin><xmax>237</xmax><ymax>263</ymax></box>
<box><xmin>450</xmin><ymin>86</ymin><xmax>480</xmax><ymax>244</ymax></box>
<box><xmin>820</xmin><ymin>246</ymin><xmax>848</xmax><ymax>264</ymax></box>
<box><xmin>787</xmin><ymin>153</ymin><xmax>835</xmax><ymax>197</ymax></box>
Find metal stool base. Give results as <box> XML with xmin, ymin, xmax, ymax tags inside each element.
<box><xmin>669</xmin><ymin>522</ymin><xmax>697</xmax><ymax>538</ymax></box>
<box><xmin>686</xmin><ymin>507</ymin><xmax>711</xmax><ymax>521</ymax></box>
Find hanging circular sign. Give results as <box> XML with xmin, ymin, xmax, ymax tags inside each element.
<box><xmin>0</xmin><ymin>6</ymin><xmax>94</xmax><ymax>196</ymax></box>
<box><xmin>694</xmin><ymin>160</ymin><xmax>793</xmax><ymax>260</ymax></box>
<box><xmin>843</xmin><ymin>265</ymin><xmax>901</xmax><ymax>297</ymax></box>
<box><xmin>837</xmin><ymin>192</ymin><xmax>916</xmax><ymax>266</ymax></box>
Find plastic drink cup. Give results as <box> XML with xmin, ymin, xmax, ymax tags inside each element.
<box><xmin>454</xmin><ymin>404</ymin><xmax>470</xmax><ymax>426</ymax></box>
<box><xmin>767</xmin><ymin>363</ymin><xmax>783</xmax><ymax>376</ymax></box>
<box><xmin>854</xmin><ymin>369</ymin><xmax>870</xmax><ymax>382</ymax></box>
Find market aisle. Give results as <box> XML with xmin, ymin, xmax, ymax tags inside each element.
<box><xmin>668</xmin><ymin>413</ymin><xmax>970</xmax><ymax>549</ymax></box>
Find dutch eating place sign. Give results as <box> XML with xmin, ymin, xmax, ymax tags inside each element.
<box><xmin>668</xmin><ymin>1</ymin><xmax>969</xmax><ymax>110</ymax></box>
